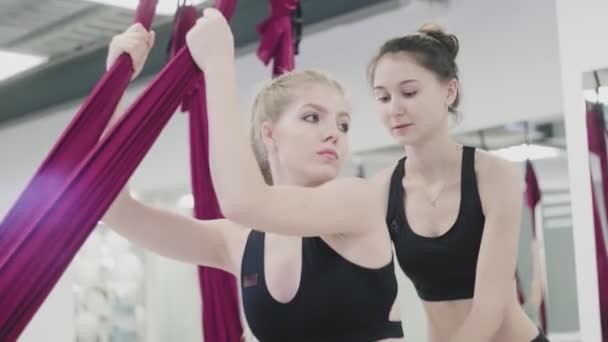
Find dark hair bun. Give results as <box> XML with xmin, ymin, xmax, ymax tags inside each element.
<box><xmin>417</xmin><ymin>23</ymin><xmax>459</xmax><ymax>60</ymax></box>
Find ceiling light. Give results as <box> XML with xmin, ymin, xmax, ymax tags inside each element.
<box><xmin>84</xmin><ymin>0</ymin><xmax>210</xmax><ymax>16</ymax></box>
<box><xmin>584</xmin><ymin>86</ymin><xmax>608</xmax><ymax>104</ymax></box>
<box><xmin>178</xmin><ymin>193</ymin><xmax>194</xmax><ymax>209</ymax></box>
<box><xmin>0</xmin><ymin>51</ymin><xmax>47</xmax><ymax>81</ymax></box>
<box><xmin>490</xmin><ymin>144</ymin><xmax>561</xmax><ymax>162</ymax></box>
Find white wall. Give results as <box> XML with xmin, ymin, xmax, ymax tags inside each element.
<box><xmin>0</xmin><ymin>0</ymin><xmax>565</xmax><ymax>340</ymax></box>
<box><xmin>554</xmin><ymin>0</ymin><xmax>608</xmax><ymax>340</ymax></box>
<box><xmin>231</xmin><ymin>0</ymin><xmax>563</xmax><ymax>151</ymax></box>
<box><xmin>17</xmin><ymin>269</ymin><xmax>75</xmax><ymax>342</ymax></box>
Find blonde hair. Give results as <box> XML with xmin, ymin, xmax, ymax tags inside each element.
<box><xmin>250</xmin><ymin>69</ymin><xmax>347</xmax><ymax>185</ymax></box>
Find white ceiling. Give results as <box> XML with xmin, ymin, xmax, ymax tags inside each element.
<box><xmin>0</xmin><ymin>0</ymin><xmax>173</xmax><ymax>59</ymax></box>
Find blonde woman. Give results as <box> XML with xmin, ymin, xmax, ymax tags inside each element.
<box><xmin>102</xmin><ymin>23</ymin><xmax>404</xmax><ymax>342</ymax></box>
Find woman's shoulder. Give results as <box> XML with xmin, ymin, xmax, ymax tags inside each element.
<box><xmin>470</xmin><ymin>147</ymin><xmax>523</xmax><ymax>213</ymax></box>
<box><xmin>471</xmin><ymin>147</ymin><xmax>521</xmax><ymax>181</ymax></box>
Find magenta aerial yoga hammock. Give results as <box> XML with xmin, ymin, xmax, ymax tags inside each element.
<box><xmin>0</xmin><ymin>0</ymin><xmax>298</xmax><ymax>339</ymax></box>
<box><xmin>257</xmin><ymin>0</ymin><xmax>300</xmax><ymax>77</ymax></box>
<box><xmin>174</xmin><ymin>0</ymin><xmax>302</xmax><ymax>339</ymax></box>
<box><xmin>175</xmin><ymin>0</ymin><xmax>300</xmax><ymax>338</ymax></box>
<box><xmin>586</xmin><ymin>103</ymin><xmax>608</xmax><ymax>341</ymax></box>
<box><xmin>0</xmin><ymin>1</ymin><xmax>162</xmax><ymax>339</ymax></box>
<box><xmin>168</xmin><ymin>2</ymin><xmax>243</xmax><ymax>341</ymax></box>
<box><xmin>0</xmin><ymin>0</ymin><xmax>237</xmax><ymax>338</ymax></box>
<box><xmin>0</xmin><ymin>0</ymin><xmax>156</xmax><ymax>268</ymax></box>
<box><xmin>515</xmin><ymin>160</ymin><xmax>548</xmax><ymax>333</ymax></box>
<box><xmin>524</xmin><ymin>160</ymin><xmax>548</xmax><ymax>333</ymax></box>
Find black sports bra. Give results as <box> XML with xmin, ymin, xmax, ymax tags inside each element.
<box><xmin>386</xmin><ymin>146</ymin><xmax>486</xmax><ymax>301</ymax></box>
<box><xmin>241</xmin><ymin>230</ymin><xmax>404</xmax><ymax>341</ymax></box>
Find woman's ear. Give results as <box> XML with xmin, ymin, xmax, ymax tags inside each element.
<box><xmin>446</xmin><ymin>78</ymin><xmax>459</xmax><ymax>110</ymax></box>
<box><xmin>260</xmin><ymin>121</ymin><xmax>276</xmax><ymax>154</ymax></box>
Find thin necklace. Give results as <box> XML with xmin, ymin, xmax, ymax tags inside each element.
<box><xmin>426</xmin><ymin>143</ymin><xmax>462</xmax><ymax>207</ymax></box>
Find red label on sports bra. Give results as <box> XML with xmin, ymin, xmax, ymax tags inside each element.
<box><xmin>243</xmin><ymin>274</ymin><xmax>258</xmax><ymax>288</ymax></box>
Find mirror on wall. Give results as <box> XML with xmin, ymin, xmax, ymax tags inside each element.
<box><xmin>580</xmin><ymin>67</ymin><xmax>608</xmax><ymax>341</ymax></box>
